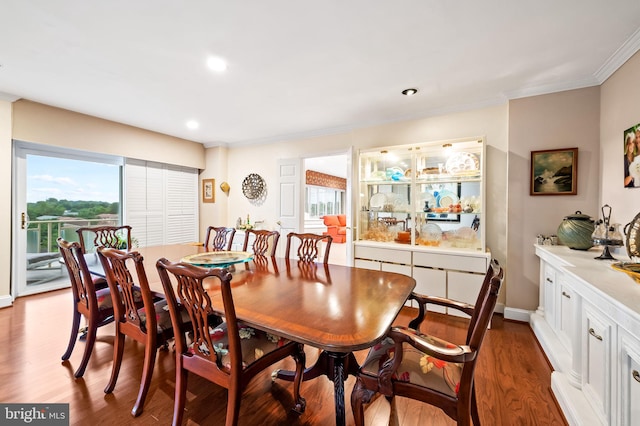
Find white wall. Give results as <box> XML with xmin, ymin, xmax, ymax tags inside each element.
<box><xmin>507</xmin><ymin>87</ymin><xmax>601</xmax><ymax>312</ymax></box>
<box><xmin>600</xmin><ymin>51</ymin><xmax>640</xmax><ymax>228</ymax></box>
<box><xmin>0</xmin><ymin>100</ymin><xmax>12</xmax><ymax>307</ymax></box>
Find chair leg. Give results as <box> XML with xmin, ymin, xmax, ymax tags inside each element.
<box><xmin>131</xmin><ymin>343</ymin><xmax>158</xmax><ymax>417</ymax></box>
<box><xmin>74</xmin><ymin>318</ymin><xmax>97</xmax><ymax>378</ymax></box>
<box><xmin>62</xmin><ymin>310</ymin><xmax>81</xmax><ymax>360</ymax></box>
<box><xmin>172</xmin><ymin>358</ymin><xmax>188</xmax><ymax>426</ymax></box>
<box><xmin>389</xmin><ymin>396</ymin><xmax>400</xmax><ymax>426</ymax></box>
<box><xmin>104</xmin><ymin>330</ymin><xmax>126</xmax><ymax>394</ymax></box>
<box><xmin>225</xmin><ymin>386</ymin><xmax>242</xmax><ymax>426</ymax></box>
<box><xmin>471</xmin><ymin>384</ymin><xmax>481</xmax><ymax>426</ymax></box>
<box><xmin>350</xmin><ymin>378</ymin><xmax>376</xmax><ymax>426</ymax></box>
<box><xmin>291</xmin><ymin>343</ymin><xmax>306</xmax><ymax>414</ymax></box>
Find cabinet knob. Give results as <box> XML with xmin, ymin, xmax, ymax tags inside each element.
<box><xmin>633</xmin><ymin>370</ymin><xmax>640</xmax><ymax>383</ymax></box>
<box><xmin>588</xmin><ymin>328</ymin><xmax>603</xmax><ymax>341</ymax></box>
<box><xmin>562</xmin><ymin>291</ymin><xmax>571</xmax><ymax>299</ymax></box>
<box><xmin>546</xmin><ymin>278</ymin><xmax>553</xmax><ymax>283</ymax></box>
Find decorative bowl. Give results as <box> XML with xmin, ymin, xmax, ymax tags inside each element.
<box><xmin>611</xmin><ymin>262</ymin><xmax>640</xmax><ymax>284</ymax></box>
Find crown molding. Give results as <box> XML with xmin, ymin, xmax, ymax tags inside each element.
<box><xmin>594</xmin><ymin>26</ymin><xmax>640</xmax><ymax>84</ymax></box>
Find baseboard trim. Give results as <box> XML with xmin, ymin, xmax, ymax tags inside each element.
<box><xmin>504</xmin><ymin>307</ymin><xmax>531</xmax><ymax>322</ymax></box>
<box><xmin>0</xmin><ymin>294</ymin><xmax>14</xmax><ymax>309</ymax></box>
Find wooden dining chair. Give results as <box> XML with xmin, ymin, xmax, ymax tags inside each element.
<box><xmin>204</xmin><ymin>226</ymin><xmax>236</xmax><ymax>251</ymax></box>
<box><xmin>351</xmin><ymin>259</ymin><xmax>504</xmax><ymax>426</ymax></box>
<box><xmin>76</xmin><ymin>225</ymin><xmax>133</xmax><ymax>253</ymax></box>
<box><xmin>97</xmin><ymin>247</ymin><xmax>184</xmax><ymax>417</ymax></box>
<box><xmin>242</xmin><ymin>229</ymin><xmax>280</xmax><ymax>257</ymax></box>
<box><xmin>156</xmin><ymin>258</ymin><xmax>306</xmax><ymax>426</ymax></box>
<box><xmin>58</xmin><ymin>237</ymin><xmax>117</xmax><ymax>378</ymax></box>
<box><xmin>285</xmin><ymin>232</ymin><xmax>333</xmax><ymax>264</ymax></box>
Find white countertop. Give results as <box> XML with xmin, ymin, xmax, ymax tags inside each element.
<box><xmin>535</xmin><ymin>244</ymin><xmax>640</xmax><ymax>320</ymax></box>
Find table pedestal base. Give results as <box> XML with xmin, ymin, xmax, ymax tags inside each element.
<box><xmin>276</xmin><ymin>350</ymin><xmax>360</xmax><ymax>426</ymax></box>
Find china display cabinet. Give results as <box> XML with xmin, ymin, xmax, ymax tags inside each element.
<box><xmin>354</xmin><ymin>138</ymin><xmax>490</xmax><ymax>315</ymax></box>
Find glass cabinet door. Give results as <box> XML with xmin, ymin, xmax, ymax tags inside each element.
<box><xmin>357</xmin><ymin>138</ymin><xmax>485</xmax><ymax>252</ymax></box>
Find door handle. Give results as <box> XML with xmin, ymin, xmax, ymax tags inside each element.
<box><xmin>588</xmin><ymin>328</ymin><xmax>603</xmax><ymax>341</ymax></box>
<box><xmin>562</xmin><ymin>291</ymin><xmax>571</xmax><ymax>299</ymax></box>
<box><xmin>21</xmin><ymin>212</ymin><xmax>26</xmax><ymax>230</ymax></box>
<box><xmin>633</xmin><ymin>370</ymin><xmax>640</xmax><ymax>383</ymax></box>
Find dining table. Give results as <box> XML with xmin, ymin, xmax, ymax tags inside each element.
<box><xmin>87</xmin><ymin>243</ymin><xmax>416</xmax><ymax>426</ymax></box>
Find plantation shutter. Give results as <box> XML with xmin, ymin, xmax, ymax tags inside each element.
<box><xmin>124</xmin><ymin>159</ymin><xmax>198</xmax><ymax>247</ymax></box>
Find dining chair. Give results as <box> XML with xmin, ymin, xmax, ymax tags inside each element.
<box><xmin>156</xmin><ymin>258</ymin><xmax>306</xmax><ymax>426</ymax></box>
<box><xmin>242</xmin><ymin>229</ymin><xmax>280</xmax><ymax>257</ymax></box>
<box><xmin>58</xmin><ymin>237</ymin><xmax>117</xmax><ymax>378</ymax></box>
<box><xmin>285</xmin><ymin>232</ymin><xmax>332</xmax><ymax>264</ymax></box>
<box><xmin>350</xmin><ymin>259</ymin><xmax>504</xmax><ymax>426</ymax></box>
<box><xmin>204</xmin><ymin>226</ymin><xmax>236</xmax><ymax>251</ymax></box>
<box><xmin>97</xmin><ymin>247</ymin><xmax>186</xmax><ymax>417</ymax></box>
<box><xmin>76</xmin><ymin>225</ymin><xmax>133</xmax><ymax>288</ymax></box>
<box><xmin>76</xmin><ymin>225</ymin><xmax>133</xmax><ymax>253</ymax></box>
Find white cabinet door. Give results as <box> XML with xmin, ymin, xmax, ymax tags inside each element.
<box><xmin>448</xmin><ymin>271</ymin><xmax>484</xmax><ymax>318</ymax></box>
<box><xmin>411</xmin><ymin>266</ymin><xmax>446</xmax><ymax>313</ymax></box>
<box><xmin>557</xmin><ymin>275</ymin><xmax>575</xmax><ymax>355</ymax></box>
<box><xmin>542</xmin><ymin>262</ymin><xmax>557</xmax><ymax>330</ymax></box>
<box><xmin>582</xmin><ymin>303</ymin><xmax>614</xmax><ymax>425</ymax></box>
<box><xmin>618</xmin><ymin>330</ymin><xmax>640</xmax><ymax>426</ymax></box>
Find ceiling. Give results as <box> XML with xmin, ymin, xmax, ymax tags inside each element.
<box><xmin>1</xmin><ymin>1</ymin><xmax>640</xmax><ymax>148</ymax></box>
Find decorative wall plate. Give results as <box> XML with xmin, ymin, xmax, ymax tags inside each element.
<box><xmin>242</xmin><ymin>173</ymin><xmax>266</xmax><ymax>199</ymax></box>
<box><xmin>625</xmin><ymin>211</ymin><xmax>640</xmax><ymax>258</ymax></box>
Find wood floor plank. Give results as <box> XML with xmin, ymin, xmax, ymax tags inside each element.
<box><xmin>0</xmin><ymin>289</ymin><xmax>567</xmax><ymax>425</ymax></box>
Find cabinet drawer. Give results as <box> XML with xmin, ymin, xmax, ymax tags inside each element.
<box><xmin>354</xmin><ymin>259</ymin><xmax>381</xmax><ymax>271</ymax></box>
<box><xmin>355</xmin><ymin>245</ymin><xmax>411</xmax><ymax>264</ymax></box>
<box><xmin>413</xmin><ymin>251</ymin><xmax>487</xmax><ymax>273</ymax></box>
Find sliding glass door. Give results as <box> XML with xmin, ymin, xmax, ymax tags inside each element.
<box><xmin>12</xmin><ymin>142</ymin><xmax>122</xmax><ymax>297</ymax></box>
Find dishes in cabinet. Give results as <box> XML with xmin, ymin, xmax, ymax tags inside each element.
<box><xmin>369</xmin><ymin>193</ymin><xmax>387</xmax><ymax>211</ymax></box>
<box><xmin>436</xmin><ymin>190</ymin><xmax>459</xmax><ymax>209</ymax></box>
<box><xmin>447</xmin><ymin>227</ymin><xmax>478</xmax><ymax>248</ymax></box>
<box><xmin>417</xmin><ymin>223</ymin><xmax>442</xmax><ymax>246</ymax></box>
<box><xmin>419</xmin><ymin>191</ymin><xmax>437</xmax><ymax>211</ymax></box>
<box><xmin>445</xmin><ymin>152</ymin><xmax>479</xmax><ymax>176</ymax></box>
<box><xmin>386</xmin><ymin>192</ymin><xmax>409</xmax><ymax>212</ymax></box>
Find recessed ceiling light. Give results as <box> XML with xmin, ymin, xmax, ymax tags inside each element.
<box><xmin>401</xmin><ymin>88</ymin><xmax>418</xmax><ymax>96</ymax></box>
<box><xmin>186</xmin><ymin>120</ymin><xmax>199</xmax><ymax>130</ymax></box>
<box><xmin>207</xmin><ymin>56</ymin><xmax>227</xmax><ymax>72</ymax></box>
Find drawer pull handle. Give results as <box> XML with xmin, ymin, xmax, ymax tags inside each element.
<box><xmin>546</xmin><ymin>278</ymin><xmax>553</xmax><ymax>283</ymax></box>
<box><xmin>634</xmin><ymin>370</ymin><xmax>640</xmax><ymax>383</ymax></box>
<box><xmin>588</xmin><ymin>328</ymin><xmax>603</xmax><ymax>341</ymax></box>
<box><xmin>562</xmin><ymin>291</ymin><xmax>571</xmax><ymax>299</ymax></box>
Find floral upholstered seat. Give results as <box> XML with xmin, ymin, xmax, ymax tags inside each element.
<box><xmin>360</xmin><ymin>329</ymin><xmax>462</xmax><ymax>398</ymax></box>
<box><xmin>189</xmin><ymin>323</ymin><xmax>292</xmax><ymax>372</ymax></box>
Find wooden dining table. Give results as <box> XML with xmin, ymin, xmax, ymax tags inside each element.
<box><xmin>88</xmin><ymin>243</ymin><xmax>416</xmax><ymax>425</ymax></box>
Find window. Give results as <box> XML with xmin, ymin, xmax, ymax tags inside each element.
<box><xmin>305</xmin><ymin>186</ymin><xmax>344</xmax><ymax>219</ymax></box>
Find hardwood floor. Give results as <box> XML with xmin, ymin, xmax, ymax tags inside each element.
<box><xmin>0</xmin><ymin>289</ymin><xmax>567</xmax><ymax>425</ymax></box>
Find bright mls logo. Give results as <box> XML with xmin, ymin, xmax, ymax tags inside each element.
<box><xmin>1</xmin><ymin>404</ymin><xmax>68</xmax><ymax>425</ymax></box>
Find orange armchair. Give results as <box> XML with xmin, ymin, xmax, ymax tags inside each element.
<box><xmin>322</xmin><ymin>214</ymin><xmax>346</xmax><ymax>243</ymax></box>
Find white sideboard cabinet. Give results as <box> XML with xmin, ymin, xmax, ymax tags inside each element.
<box><xmin>532</xmin><ymin>245</ymin><xmax>640</xmax><ymax>426</ymax></box>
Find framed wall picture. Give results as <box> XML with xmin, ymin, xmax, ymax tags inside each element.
<box><xmin>202</xmin><ymin>178</ymin><xmax>215</xmax><ymax>203</ymax></box>
<box><xmin>530</xmin><ymin>148</ymin><xmax>578</xmax><ymax>196</ymax></box>
<box><xmin>624</xmin><ymin>123</ymin><xmax>640</xmax><ymax>188</ymax></box>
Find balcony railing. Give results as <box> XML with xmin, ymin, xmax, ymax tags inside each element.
<box><xmin>27</xmin><ymin>218</ymin><xmax>119</xmax><ymax>254</ymax></box>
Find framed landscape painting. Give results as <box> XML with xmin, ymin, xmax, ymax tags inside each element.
<box><xmin>530</xmin><ymin>148</ymin><xmax>578</xmax><ymax>196</ymax></box>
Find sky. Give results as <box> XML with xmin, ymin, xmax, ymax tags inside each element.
<box><xmin>27</xmin><ymin>155</ymin><xmax>120</xmax><ymax>203</ymax></box>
